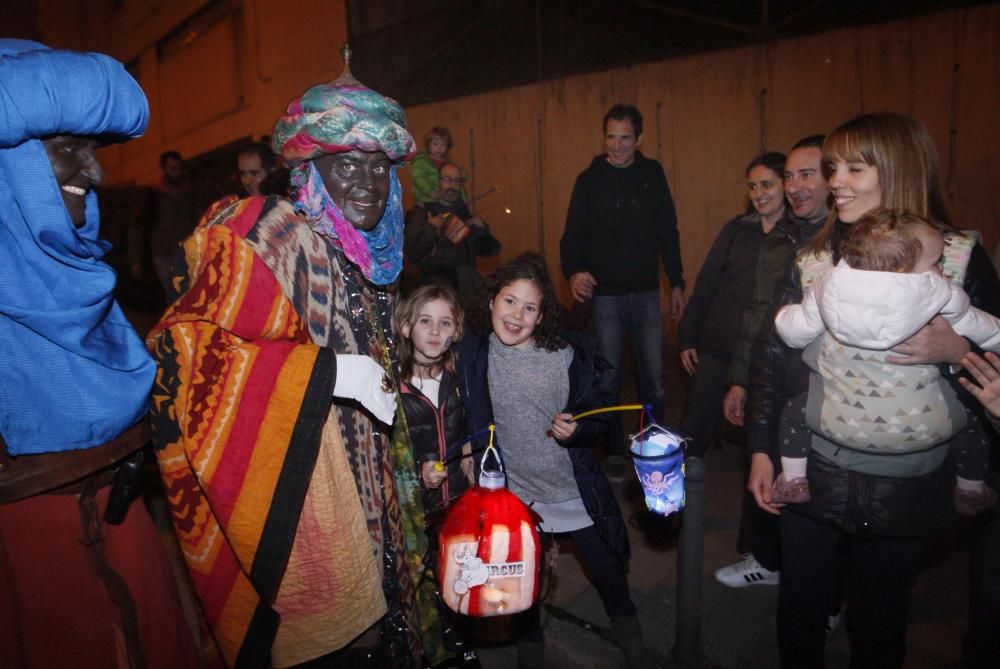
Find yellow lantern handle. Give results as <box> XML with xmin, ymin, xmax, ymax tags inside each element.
<box><xmin>478</xmin><ymin>424</ymin><xmax>500</xmax><ymax>472</ymax></box>
<box><xmin>569</xmin><ymin>404</ymin><xmax>645</xmax><ymax>422</ymax></box>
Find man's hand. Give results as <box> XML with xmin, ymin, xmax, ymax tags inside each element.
<box><xmin>670</xmin><ymin>286</ymin><xmax>686</xmax><ymax>321</ymax></box>
<box><xmin>569</xmin><ymin>272</ymin><xmax>597</xmax><ymax>302</ymax></box>
<box><xmin>679</xmin><ymin>348</ymin><xmax>698</xmax><ymax>375</ymax></box>
<box><xmin>748</xmin><ymin>452</ymin><xmax>784</xmax><ymax>515</ymax></box>
<box><xmin>428</xmin><ymin>212</ymin><xmax>447</xmax><ymax>230</ymax></box>
<box><xmin>886</xmin><ymin>315</ymin><xmax>969</xmax><ymax>365</ymax></box>
<box><xmin>960</xmin><ymin>351</ymin><xmax>1000</xmax><ymax>417</ymax></box>
<box><xmin>723</xmin><ymin>385</ymin><xmax>747</xmax><ymax>426</ymax></box>
<box><xmin>465</xmin><ymin>215</ymin><xmax>485</xmax><ymax>229</ymax></box>
<box><xmin>332</xmin><ymin>354</ymin><xmax>397</xmax><ymax>425</ymax></box>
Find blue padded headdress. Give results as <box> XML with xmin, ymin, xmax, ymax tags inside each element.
<box><xmin>0</xmin><ymin>40</ymin><xmax>155</xmax><ymax>455</ymax></box>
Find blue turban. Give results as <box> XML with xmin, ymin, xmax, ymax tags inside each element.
<box><xmin>0</xmin><ymin>40</ymin><xmax>155</xmax><ymax>455</ymax></box>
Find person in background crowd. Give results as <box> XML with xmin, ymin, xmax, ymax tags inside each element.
<box><xmin>560</xmin><ymin>103</ymin><xmax>685</xmax><ymax>481</ymax></box>
<box><xmin>411</xmin><ymin>125</ymin><xmax>456</xmax><ymax>207</ymax></box>
<box><xmin>404</xmin><ymin>161</ymin><xmax>501</xmax><ymax>304</ymax></box>
<box><xmin>678</xmin><ymin>151</ymin><xmax>789</xmax><ymax>459</ymax></box>
<box><xmin>237</xmin><ymin>141</ymin><xmax>277</xmax><ymax>196</ymax></box>
<box><xmin>961</xmin><ymin>352</ymin><xmax>1000</xmax><ymax>424</ymax></box>
<box><xmin>715</xmin><ymin>135</ymin><xmax>830</xmax><ymax>589</ymax></box>
<box><xmin>140</xmin><ymin>149</ymin><xmax>196</xmax><ymax>293</ymax></box>
<box><xmin>0</xmin><ymin>39</ymin><xmax>197</xmax><ymax>669</ymax></box>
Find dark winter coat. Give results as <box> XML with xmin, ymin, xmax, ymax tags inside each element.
<box><xmin>454</xmin><ymin>329</ymin><xmax>630</xmax><ymax>563</ymax></box>
<box><xmin>677</xmin><ymin>213</ymin><xmax>773</xmax><ymax>360</ymax></box>
<box><xmin>400</xmin><ymin>370</ymin><xmax>470</xmax><ymax>516</ymax></box>
<box><xmin>403</xmin><ymin>202</ymin><xmax>501</xmax><ymax>304</ymax></box>
<box><xmin>746</xmin><ymin>224</ymin><xmax>1000</xmax><ymax>536</ymax></box>
<box><xmin>560</xmin><ymin>152</ymin><xmax>684</xmax><ymax>295</ymax></box>
<box><xmin>727</xmin><ymin>216</ymin><xmax>822</xmax><ymax>387</ymax></box>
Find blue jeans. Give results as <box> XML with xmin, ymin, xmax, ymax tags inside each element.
<box><xmin>592</xmin><ymin>290</ymin><xmax>665</xmax><ymax>455</ymax></box>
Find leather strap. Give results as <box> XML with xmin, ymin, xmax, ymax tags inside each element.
<box><xmin>0</xmin><ymin>418</ymin><xmax>150</xmax><ymax>504</ymax></box>
<box><xmin>78</xmin><ymin>475</ymin><xmax>147</xmax><ymax>669</ymax></box>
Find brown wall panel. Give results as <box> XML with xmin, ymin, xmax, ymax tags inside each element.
<box><xmin>40</xmin><ymin>4</ymin><xmax>998</xmax><ymax>318</ymax></box>
<box><xmin>404</xmin><ymin>5</ymin><xmax>999</xmax><ymax>330</ymax></box>
<box><xmin>951</xmin><ymin>4</ymin><xmax>1000</xmax><ymax>252</ymax></box>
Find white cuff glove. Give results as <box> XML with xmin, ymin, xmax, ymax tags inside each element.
<box><xmin>332</xmin><ymin>354</ymin><xmax>397</xmax><ymax>425</ymax></box>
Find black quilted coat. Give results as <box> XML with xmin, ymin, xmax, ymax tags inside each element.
<box><xmin>399</xmin><ymin>370</ymin><xmax>470</xmax><ymax>517</ymax></box>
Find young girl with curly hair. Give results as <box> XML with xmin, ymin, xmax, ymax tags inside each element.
<box><xmin>454</xmin><ymin>253</ymin><xmax>650</xmax><ymax>668</ymax></box>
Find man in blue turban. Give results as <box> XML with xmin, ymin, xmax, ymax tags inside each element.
<box><xmin>0</xmin><ymin>40</ymin><xmax>197</xmax><ymax>669</ymax></box>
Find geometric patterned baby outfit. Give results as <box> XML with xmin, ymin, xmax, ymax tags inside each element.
<box><xmin>799</xmin><ymin>230</ymin><xmax>977</xmax><ymax>454</ymax></box>
<box><xmin>808</xmin><ymin>333</ymin><xmax>966</xmax><ymax>452</ymax></box>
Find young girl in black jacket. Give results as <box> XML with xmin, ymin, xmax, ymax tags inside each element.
<box><xmin>394</xmin><ymin>283</ymin><xmax>477</xmax><ymax>664</ymax></box>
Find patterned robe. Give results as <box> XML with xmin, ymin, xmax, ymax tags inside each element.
<box><xmin>148</xmin><ymin>195</ymin><xmax>434</xmax><ymax>668</ymax></box>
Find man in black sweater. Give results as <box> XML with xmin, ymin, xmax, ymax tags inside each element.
<box><xmin>560</xmin><ymin>104</ymin><xmax>685</xmax><ymax>478</ymax></box>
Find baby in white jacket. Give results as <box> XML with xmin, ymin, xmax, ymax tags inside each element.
<box><xmin>773</xmin><ymin>209</ymin><xmax>1000</xmax><ymax>514</ymax></box>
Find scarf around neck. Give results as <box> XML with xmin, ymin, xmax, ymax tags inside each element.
<box><xmin>292</xmin><ymin>160</ymin><xmax>405</xmax><ymax>286</ymax></box>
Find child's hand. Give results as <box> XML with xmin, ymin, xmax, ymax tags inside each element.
<box><xmin>422</xmin><ymin>460</ymin><xmax>447</xmax><ymax>489</ymax></box>
<box><xmin>960</xmin><ymin>351</ymin><xmax>1000</xmax><ymax>417</ymax></box>
<box><xmin>459</xmin><ymin>442</ymin><xmax>475</xmax><ymax>484</ymax></box>
<box><xmin>549</xmin><ymin>413</ymin><xmax>578</xmax><ymax>441</ymax></box>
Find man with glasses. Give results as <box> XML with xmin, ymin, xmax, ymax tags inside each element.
<box><xmin>404</xmin><ymin>161</ymin><xmax>501</xmax><ymax>302</ymax></box>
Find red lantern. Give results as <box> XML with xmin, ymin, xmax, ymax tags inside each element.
<box><xmin>438</xmin><ymin>434</ymin><xmax>541</xmax><ymax>617</ymax></box>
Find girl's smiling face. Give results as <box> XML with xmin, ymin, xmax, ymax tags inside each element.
<box><xmin>490</xmin><ymin>279</ymin><xmax>543</xmax><ymax>349</ymax></box>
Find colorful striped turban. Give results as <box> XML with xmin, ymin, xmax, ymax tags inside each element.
<box><xmin>272</xmin><ymin>78</ymin><xmax>415</xmax><ymax>286</ymax></box>
<box><xmin>272</xmin><ymin>81</ymin><xmax>416</xmax><ymax>166</ymax></box>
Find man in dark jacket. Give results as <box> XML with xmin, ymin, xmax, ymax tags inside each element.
<box><xmin>713</xmin><ymin>135</ymin><xmax>830</xmax><ymax>590</ymax></box>
<box><xmin>560</xmin><ymin>104</ymin><xmax>685</xmax><ymax>479</ymax></box>
<box><xmin>404</xmin><ymin>162</ymin><xmax>501</xmax><ymax>304</ymax></box>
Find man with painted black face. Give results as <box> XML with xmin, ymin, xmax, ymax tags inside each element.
<box><xmin>560</xmin><ymin>103</ymin><xmax>685</xmax><ymax>480</ymax></box>
<box><xmin>148</xmin><ymin>66</ymin><xmax>449</xmax><ymax>667</ymax></box>
<box><xmin>0</xmin><ymin>40</ymin><xmax>196</xmax><ymax>669</ymax></box>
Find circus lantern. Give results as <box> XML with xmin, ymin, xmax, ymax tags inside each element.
<box><xmin>438</xmin><ymin>428</ymin><xmax>541</xmax><ymax>617</ymax></box>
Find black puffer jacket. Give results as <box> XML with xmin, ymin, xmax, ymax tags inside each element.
<box><xmin>746</xmin><ymin>225</ymin><xmax>1000</xmax><ymax>535</ymax></box>
<box><xmin>454</xmin><ymin>329</ymin><xmax>630</xmax><ymax>563</ymax></box>
<box><xmin>399</xmin><ymin>370</ymin><xmax>470</xmax><ymax>516</ymax></box>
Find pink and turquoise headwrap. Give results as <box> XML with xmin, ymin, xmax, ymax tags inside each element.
<box><xmin>272</xmin><ymin>80</ymin><xmax>416</xmax><ymax>286</ymax></box>
<box><xmin>0</xmin><ymin>40</ymin><xmax>154</xmax><ymax>454</ymax></box>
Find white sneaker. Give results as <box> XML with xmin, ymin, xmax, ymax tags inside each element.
<box><xmin>714</xmin><ymin>553</ymin><xmax>780</xmax><ymax>588</ymax></box>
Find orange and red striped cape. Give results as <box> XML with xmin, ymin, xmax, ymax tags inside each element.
<box><xmin>147</xmin><ymin>196</ymin><xmax>430</xmax><ymax>667</ymax></box>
